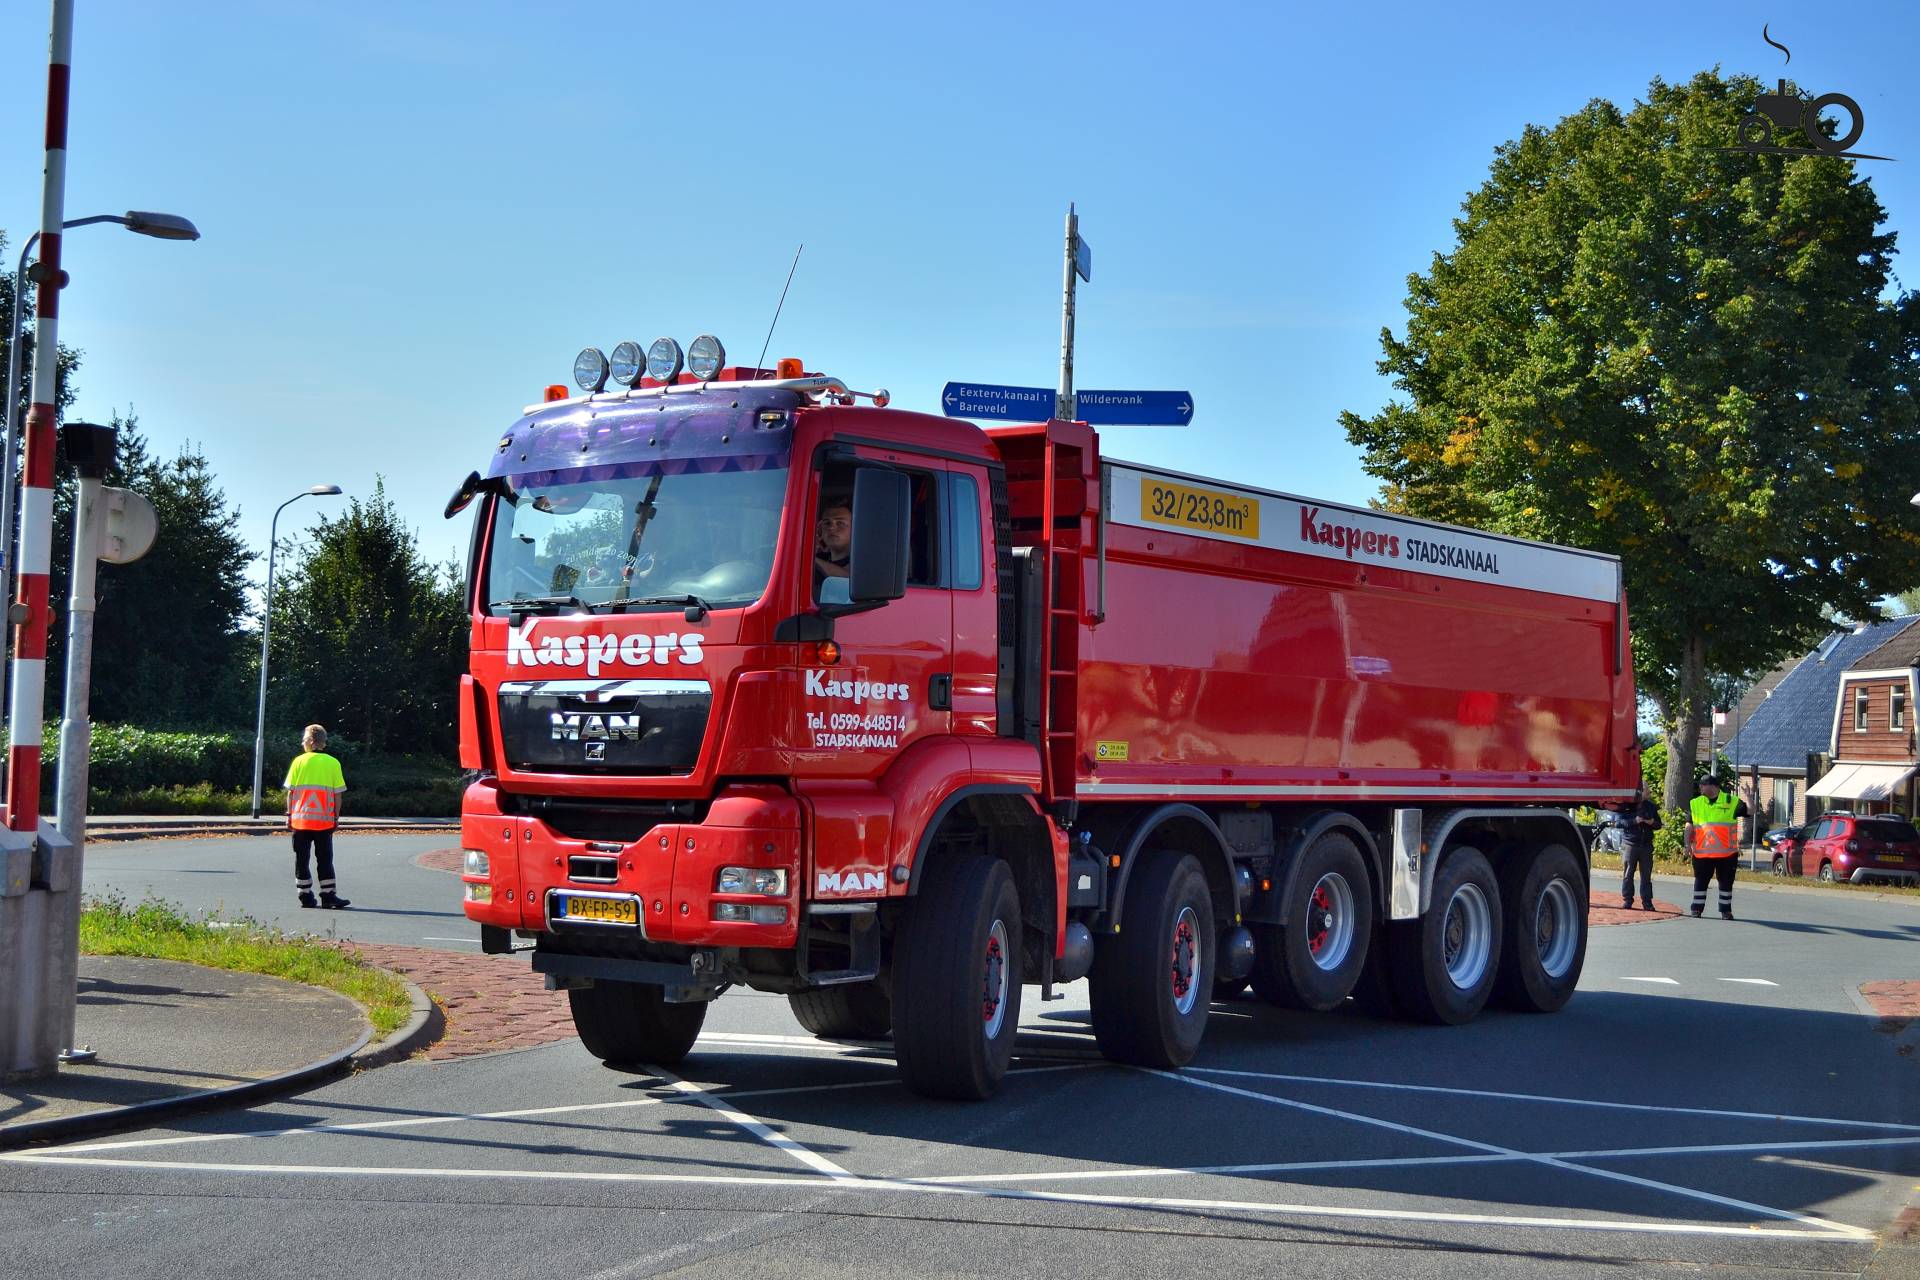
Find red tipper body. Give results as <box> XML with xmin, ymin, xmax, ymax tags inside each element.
<box><xmin>453</xmin><ymin>368</ymin><xmax>1637</xmax><ymax>1099</ymax></box>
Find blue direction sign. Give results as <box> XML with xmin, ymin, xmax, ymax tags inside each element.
<box><xmin>941</xmin><ymin>381</ymin><xmax>1056</xmax><ymax>421</ymax></box>
<box><xmin>1075</xmin><ymin>389</ymin><xmax>1194</xmax><ymax>427</ymax></box>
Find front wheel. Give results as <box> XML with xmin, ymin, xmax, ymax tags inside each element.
<box><xmin>1389</xmin><ymin>845</ymin><xmax>1503</xmax><ymax>1025</ymax></box>
<box><xmin>1771</xmin><ymin>854</ymin><xmax>1784</xmax><ymax>876</ymax></box>
<box><xmin>789</xmin><ymin>983</ymin><xmax>891</xmax><ymax>1040</ymax></box>
<box><xmin>892</xmin><ymin>854</ymin><xmax>1022</xmax><ymax>1100</ymax></box>
<box><xmin>569</xmin><ymin>980</ymin><xmax>706</xmax><ymax>1066</ymax></box>
<box><xmin>1493</xmin><ymin>844</ymin><xmax>1586</xmax><ymax>1014</ymax></box>
<box><xmin>1090</xmin><ymin>851</ymin><xmax>1215</xmax><ymax>1068</ymax></box>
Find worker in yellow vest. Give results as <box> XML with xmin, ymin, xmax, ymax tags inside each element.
<box><xmin>1685</xmin><ymin>775</ymin><xmax>1747</xmax><ymax>920</ymax></box>
<box><xmin>285</xmin><ymin>723</ymin><xmax>349</xmax><ymax>909</ymax></box>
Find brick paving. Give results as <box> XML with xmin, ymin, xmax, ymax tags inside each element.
<box><xmin>1590</xmin><ymin>898</ymin><xmax>1681</xmax><ymax>926</ymax></box>
<box><xmin>1860</xmin><ymin>980</ymin><xmax>1920</xmax><ymax>1022</ymax></box>
<box><xmin>415</xmin><ymin>848</ymin><xmax>463</xmax><ymax>873</ymax></box>
<box><xmin>339</xmin><ymin>941</ymin><xmax>574</xmax><ymax>1061</ymax></box>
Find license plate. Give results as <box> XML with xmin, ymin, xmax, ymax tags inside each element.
<box><xmin>1875</xmin><ymin>852</ymin><xmax>1906</xmax><ymax>864</ymax></box>
<box><xmin>554</xmin><ymin>894</ymin><xmax>639</xmax><ymax>925</ymax></box>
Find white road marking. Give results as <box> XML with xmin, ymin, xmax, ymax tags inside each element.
<box><xmin>1719</xmin><ymin>978</ymin><xmax>1779</xmax><ymax>986</ymax></box>
<box><xmin>657</xmin><ymin>1069</ymin><xmax>855</xmax><ymax>1181</ymax></box>
<box><xmin>915</xmin><ymin>1135</ymin><xmax>1920</xmax><ymax>1185</ymax></box>
<box><xmin>1185</xmin><ymin>1065</ymin><xmax>1920</xmax><ymax>1133</ymax></box>
<box><xmin>0</xmin><ymin>1154</ymin><xmax>1870</xmax><ymax>1242</ymax></box>
<box><xmin>1620</xmin><ymin>976</ymin><xmax>1679</xmax><ymax>985</ymax></box>
<box><xmin>1145</xmin><ymin>1068</ymin><xmax>1875</xmax><ymax>1240</ymax></box>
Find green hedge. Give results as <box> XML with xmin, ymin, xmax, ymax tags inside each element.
<box><xmin>11</xmin><ymin>723</ymin><xmax>463</xmax><ymax>817</ymax></box>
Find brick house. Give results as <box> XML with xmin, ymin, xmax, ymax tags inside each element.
<box><xmin>1724</xmin><ymin>616</ymin><xmax>1920</xmax><ymax>828</ymax></box>
<box><xmin>1810</xmin><ymin>622</ymin><xmax>1920</xmax><ymax>818</ymax></box>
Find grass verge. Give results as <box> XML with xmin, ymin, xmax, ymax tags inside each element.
<box><xmin>80</xmin><ymin>894</ymin><xmax>413</xmax><ymax>1037</ymax></box>
<box><xmin>1587</xmin><ymin>852</ymin><xmax>1920</xmax><ymax>899</ymax></box>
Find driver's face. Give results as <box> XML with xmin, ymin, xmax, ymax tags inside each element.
<box><xmin>817</xmin><ymin>506</ymin><xmax>851</xmax><ymax>558</ymax></box>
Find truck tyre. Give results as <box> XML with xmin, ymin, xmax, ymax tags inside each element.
<box><xmin>1249</xmin><ymin>832</ymin><xmax>1373</xmax><ymax>1011</ymax></box>
<box><xmin>1493</xmin><ymin>843</ymin><xmax>1586</xmax><ymax>1014</ymax></box>
<box><xmin>568</xmin><ymin>980</ymin><xmax>706</xmax><ymax>1066</ymax></box>
<box><xmin>1090</xmin><ymin>850</ymin><xmax>1214</xmax><ymax>1068</ymax></box>
<box><xmin>1388</xmin><ymin>845</ymin><xmax>1503</xmax><ymax>1025</ymax></box>
<box><xmin>892</xmin><ymin>854</ymin><xmax>1022</xmax><ymax>1100</ymax></box>
<box><xmin>788</xmin><ymin>983</ymin><xmax>892</xmax><ymax>1040</ymax></box>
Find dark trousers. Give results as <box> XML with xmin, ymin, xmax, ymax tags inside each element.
<box><xmin>1620</xmin><ymin>844</ymin><xmax>1653</xmax><ymax>905</ymax></box>
<box><xmin>292</xmin><ymin>829</ymin><xmax>337</xmax><ymax>896</ymax></box>
<box><xmin>1690</xmin><ymin>856</ymin><xmax>1735</xmax><ymax>914</ymax></box>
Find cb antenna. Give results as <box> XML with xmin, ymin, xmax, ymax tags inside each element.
<box><xmin>755</xmin><ymin>244</ymin><xmax>804</xmax><ymax>375</ymax></box>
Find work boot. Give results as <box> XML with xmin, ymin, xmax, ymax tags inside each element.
<box><xmin>1622</xmin><ymin>898</ymin><xmax>1633</xmax><ymax>909</ymax></box>
<box><xmin>1689</xmin><ymin>909</ymin><xmax>1703</xmax><ymax>918</ymax></box>
<box><xmin>298</xmin><ymin>892</ymin><xmax>318</xmax><ymax>909</ymax></box>
<box><xmin>319</xmin><ymin>893</ymin><xmax>351</xmax><ymax>910</ymax></box>
<box><xmin>1720</xmin><ymin>910</ymin><xmax>1734</xmax><ymax>921</ymax></box>
<box><xmin>1641</xmin><ymin>900</ymin><xmax>1654</xmax><ymax>912</ymax></box>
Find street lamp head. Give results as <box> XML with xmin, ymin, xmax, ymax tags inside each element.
<box><xmin>309</xmin><ymin>484</ymin><xmax>343</xmax><ymax>496</ymax></box>
<box><xmin>1911</xmin><ymin>492</ymin><xmax>1920</xmax><ymax>509</ymax></box>
<box><xmin>121</xmin><ymin>211</ymin><xmax>199</xmax><ymax>242</ymax></box>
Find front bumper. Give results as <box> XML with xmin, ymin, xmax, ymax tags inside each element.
<box><xmin>459</xmin><ymin>778</ymin><xmax>802</xmax><ymax>949</ymax></box>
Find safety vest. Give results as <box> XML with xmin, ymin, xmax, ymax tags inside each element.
<box><xmin>285</xmin><ymin>751</ymin><xmax>346</xmax><ymax>831</ymax></box>
<box><xmin>1688</xmin><ymin>792</ymin><xmax>1740</xmax><ymax>857</ymax></box>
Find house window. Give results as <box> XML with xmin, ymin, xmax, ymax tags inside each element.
<box><xmin>1855</xmin><ymin>688</ymin><xmax>1869</xmax><ymax>732</ymax></box>
<box><xmin>1774</xmin><ymin>780</ymin><xmax>1796</xmax><ymax>825</ymax></box>
<box><xmin>1894</xmin><ymin>689</ymin><xmax>1908</xmax><ymax>731</ymax></box>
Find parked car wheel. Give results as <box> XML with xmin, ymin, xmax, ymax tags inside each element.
<box><xmin>1818</xmin><ymin>861</ymin><xmax>1836</xmax><ymax>882</ymax></box>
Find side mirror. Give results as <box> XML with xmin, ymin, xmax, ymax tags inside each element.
<box><xmin>445</xmin><ymin>471</ymin><xmax>484</xmax><ymax>519</ymax></box>
<box><xmin>848</xmin><ymin>467</ymin><xmax>909</xmax><ymax>603</ymax></box>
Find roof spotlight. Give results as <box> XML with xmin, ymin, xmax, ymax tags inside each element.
<box><xmin>609</xmin><ymin>341</ymin><xmax>645</xmax><ymax>387</ymax></box>
<box><xmin>687</xmin><ymin>334</ymin><xmax>727</xmax><ymax>381</ymax></box>
<box><xmin>646</xmin><ymin>336</ymin><xmax>685</xmax><ymax>384</ymax></box>
<box><xmin>573</xmin><ymin>347</ymin><xmax>610</xmax><ymax>393</ymax></box>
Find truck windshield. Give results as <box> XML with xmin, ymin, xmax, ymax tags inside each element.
<box><xmin>486</xmin><ymin>464</ymin><xmax>787</xmax><ymax>614</ymax></box>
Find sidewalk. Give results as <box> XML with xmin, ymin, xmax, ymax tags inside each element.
<box><xmin>0</xmin><ymin>954</ymin><xmax>438</xmax><ymax>1148</ymax></box>
<box><xmin>85</xmin><ymin>814</ymin><xmax>456</xmax><ymax>842</ymax></box>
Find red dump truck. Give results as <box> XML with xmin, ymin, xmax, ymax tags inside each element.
<box><xmin>447</xmin><ymin>344</ymin><xmax>1638</xmax><ymax>1099</ymax></box>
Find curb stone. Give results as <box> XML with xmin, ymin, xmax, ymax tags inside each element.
<box><xmin>350</xmin><ymin>972</ymin><xmax>446</xmax><ymax>1069</ymax></box>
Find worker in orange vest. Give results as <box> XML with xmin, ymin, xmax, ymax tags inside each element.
<box><xmin>285</xmin><ymin>723</ymin><xmax>350</xmax><ymax>909</ymax></box>
<box><xmin>1685</xmin><ymin>775</ymin><xmax>1748</xmax><ymax>920</ymax></box>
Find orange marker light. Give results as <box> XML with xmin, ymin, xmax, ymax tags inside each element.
<box><xmin>776</xmin><ymin>357</ymin><xmax>805</xmax><ymax>379</ymax></box>
<box><xmin>816</xmin><ymin>640</ymin><xmax>841</xmax><ymax>665</ymax></box>
<box><xmin>544</xmin><ymin>384</ymin><xmax>568</xmax><ymax>402</ymax></box>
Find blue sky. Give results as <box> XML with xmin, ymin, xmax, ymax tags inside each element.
<box><xmin>3</xmin><ymin>1</ymin><xmax>1916</xmax><ymax>576</ymax></box>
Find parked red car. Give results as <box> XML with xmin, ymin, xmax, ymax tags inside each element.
<box><xmin>1779</xmin><ymin>812</ymin><xmax>1920</xmax><ymax>884</ymax></box>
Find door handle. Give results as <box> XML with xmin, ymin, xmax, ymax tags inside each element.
<box><xmin>929</xmin><ymin>674</ymin><xmax>952</xmax><ymax>711</ymax></box>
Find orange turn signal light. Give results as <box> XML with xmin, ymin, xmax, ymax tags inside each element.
<box><xmin>544</xmin><ymin>384</ymin><xmax>568</xmax><ymax>402</ymax></box>
<box><xmin>776</xmin><ymin>357</ymin><xmax>804</xmax><ymax>379</ymax></box>
<box><xmin>815</xmin><ymin>640</ymin><xmax>841</xmax><ymax>665</ymax></box>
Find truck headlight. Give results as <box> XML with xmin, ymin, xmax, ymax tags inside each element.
<box><xmin>463</xmin><ymin>849</ymin><xmax>490</xmax><ymax>877</ymax></box>
<box><xmin>713</xmin><ymin>902</ymin><xmax>788</xmax><ymax>924</ymax></box>
<box><xmin>716</xmin><ymin>866</ymin><xmax>787</xmax><ymax>896</ymax></box>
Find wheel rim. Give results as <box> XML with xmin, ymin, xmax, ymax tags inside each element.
<box><xmin>1819</xmin><ymin>864</ymin><xmax>1834</xmax><ymax>882</ymax></box>
<box><xmin>1306</xmin><ymin>872</ymin><xmax>1356</xmax><ymax>972</ymax></box>
<box><xmin>1534</xmin><ymin>878</ymin><xmax>1579</xmax><ymax>980</ymax></box>
<box><xmin>1441</xmin><ymin>882</ymin><xmax>1493</xmax><ymax>991</ymax></box>
<box><xmin>1169</xmin><ymin>906</ymin><xmax>1201</xmax><ymax>1016</ymax></box>
<box><xmin>981</xmin><ymin>919</ymin><xmax>1009</xmax><ymax>1038</ymax></box>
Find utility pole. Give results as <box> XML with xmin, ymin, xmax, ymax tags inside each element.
<box><xmin>0</xmin><ymin>0</ymin><xmax>77</xmax><ymax>1082</ymax></box>
<box><xmin>1055</xmin><ymin>204</ymin><xmax>1090</xmax><ymax>421</ymax></box>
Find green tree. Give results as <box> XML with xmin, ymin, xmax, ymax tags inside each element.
<box><xmin>43</xmin><ymin>416</ymin><xmax>255</xmax><ymax>727</ymax></box>
<box><xmin>1340</xmin><ymin>71</ymin><xmax>1920</xmax><ymax>807</ymax></box>
<box><xmin>268</xmin><ymin>479</ymin><xmax>468</xmax><ymax>755</ymax></box>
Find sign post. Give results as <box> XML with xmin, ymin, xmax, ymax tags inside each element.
<box><xmin>1056</xmin><ymin>204</ymin><xmax>1090</xmax><ymax>421</ymax></box>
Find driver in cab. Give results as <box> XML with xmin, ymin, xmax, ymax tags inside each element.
<box><xmin>814</xmin><ymin>498</ymin><xmax>851</xmax><ymax>604</ymax></box>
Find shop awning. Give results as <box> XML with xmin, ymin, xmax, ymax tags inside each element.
<box><xmin>1806</xmin><ymin>762</ymin><xmax>1916</xmax><ymax>802</ymax></box>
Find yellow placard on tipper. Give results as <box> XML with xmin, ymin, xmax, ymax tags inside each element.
<box><xmin>1094</xmin><ymin>740</ymin><xmax>1130</xmax><ymax>762</ymax></box>
<box><xmin>1139</xmin><ymin>476</ymin><xmax>1261</xmax><ymax>540</ymax></box>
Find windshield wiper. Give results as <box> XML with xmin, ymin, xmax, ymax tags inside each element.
<box><xmin>488</xmin><ymin>593</ymin><xmax>589</xmax><ymax>616</ymax></box>
<box><xmin>607</xmin><ymin>594</ymin><xmax>712</xmax><ymax>621</ymax></box>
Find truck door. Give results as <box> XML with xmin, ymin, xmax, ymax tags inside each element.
<box><xmin>947</xmin><ymin>464</ymin><xmax>998</xmax><ymax>736</ymax></box>
<box><xmin>802</xmin><ymin>452</ymin><xmax>952</xmax><ymax>774</ymax></box>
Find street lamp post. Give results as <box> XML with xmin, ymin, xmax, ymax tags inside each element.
<box><xmin>250</xmin><ymin>485</ymin><xmax>343</xmax><ymax>819</ymax></box>
<box><xmin>2</xmin><ymin>212</ymin><xmax>199</xmax><ymax>592</ymax></box>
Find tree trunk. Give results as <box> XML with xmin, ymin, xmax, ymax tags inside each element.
<box><xmin>1662</xmin><ymin>632</ymin><xmax>1709</xmax><ymax>812</ymax></box>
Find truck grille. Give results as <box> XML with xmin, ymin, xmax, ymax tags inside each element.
<box><xmin>497</xmin><ymin>678</ymin><xmax>710</xmax><ymax>776</ymax></box>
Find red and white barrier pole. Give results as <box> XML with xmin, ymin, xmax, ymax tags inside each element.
<box><xmin>6</xmin><ymin>0</ymin><xmax>73</xmax><ymax>832</ymax></box>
